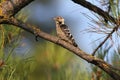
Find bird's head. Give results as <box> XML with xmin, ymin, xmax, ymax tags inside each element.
<box><xmin>54</xmin><ymin>16</ymin><xmax>64</xmax><ymax>24</ymax></box>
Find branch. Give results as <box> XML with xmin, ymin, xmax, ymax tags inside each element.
<box><xmin>72</xmin><ymin>0</ymin><xmax>116</xmax><ymax>24</ymax></box>
<box><xmin>92</xmin><ymin>26</ymin><xmax>118</xmax><ymax>56</ymax></box>
<box><xmin>0</xmin><ymin>0</ymin><xmax>34</xmax><ymax>17</ymax></box>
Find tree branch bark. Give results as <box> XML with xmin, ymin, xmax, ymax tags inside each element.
<box><xmin>0</xmin><ymin>0</ymin><xmax>120</xmax><ymax>80</ymax></box>
<box><xmin>0</xmin><ymin>0</ymin><xmax>34</xmax><ymax>17</ymax></box>
<box><xmin>72</xmin><ymin>0</ymin><xmax>116</xmax><ymax>24</ymax></box>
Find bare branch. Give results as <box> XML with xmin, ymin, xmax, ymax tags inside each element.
<box><xmin>92</xmin><ymin>26</ymin><xmax>118</xmax><ymax>56</ymax></box>
<box><xmin>72</xmin><ymin>0</ymin><xmax>116</xmax><ymax>24</ymax></box>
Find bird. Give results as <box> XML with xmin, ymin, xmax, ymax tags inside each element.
<box><xmin>54</xmin><ymin>16</ymin><xmax>78</xmax><ymax>47</ymax></box>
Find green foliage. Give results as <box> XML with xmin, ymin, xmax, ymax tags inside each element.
<box><xmin>109</xmin><ymin>0</ymin><xmax>120</xmax><ymax>18</ymax></box>
<box><xmin>32</xmin><ymin>41</ymin><xmax>90</xmax><ymax>80</ymax></box>
<box><xmin>0</xmin><ymin>40</ymin><xmax>91</xmax><ymax>80</ymax></box>
<box><xmin>0</xmin><ymin>23</ymin><xmax>21</xmax><ymax>60</ymax></box>
<box><xmin>0</xmin><ymin>57</ymin><xmax>34</xmax><ymax>80</ymax></box>
<box><xmin>0</xmin><ymin>8</ymin><xmax>30</xmax><ymax>80</ymax></box>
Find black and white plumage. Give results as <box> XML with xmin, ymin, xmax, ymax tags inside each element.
<box><xmin>54</xmin><ymin>16</ymin><xmax>77</xmax><ymax>47</ymax></box>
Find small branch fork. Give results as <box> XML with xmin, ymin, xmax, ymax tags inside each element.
<box><xmin>0</xmin><ymin>0</ymin><xmax>120</xmax><ymax>80</ymax></box>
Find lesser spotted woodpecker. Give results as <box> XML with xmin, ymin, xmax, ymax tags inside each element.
<box><xmin>54</xmin><ymin>16</ymin><xmax>78</xmax><ymax>47</ymax></box>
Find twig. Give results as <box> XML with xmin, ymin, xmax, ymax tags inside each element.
<box><xmin>92</xmin><ymin>26</ymin><xmax>118</xmax><ymax>56</ymax></box>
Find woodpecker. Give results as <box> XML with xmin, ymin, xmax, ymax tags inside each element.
<box><xmin>54</xmin><ymin>16</ymin><xmax>77</xmax><ymax>47</ymax></box>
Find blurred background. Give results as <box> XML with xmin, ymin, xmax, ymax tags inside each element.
<box><xmin>0</xmin><ymin>0</ymin><xmax>120</xmax><ymax>80</ymax></box>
